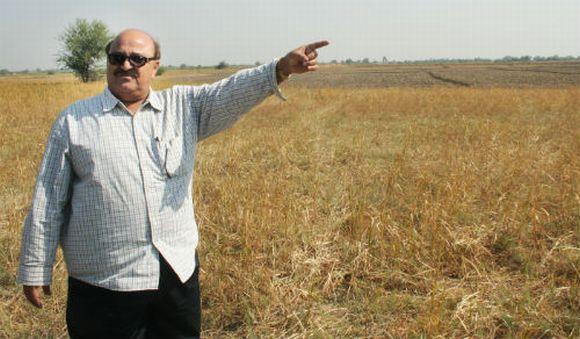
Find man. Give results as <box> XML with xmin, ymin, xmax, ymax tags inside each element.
<box><xmin>17</xmin><ymin>28</ymin><xmax>328</xmax><ymax>338</ymax></box>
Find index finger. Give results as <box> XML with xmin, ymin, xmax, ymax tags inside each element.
<box><xmin>306</xmin><ymin>40</ymin><xmax>330</xmax><ymax>52</ymax></box>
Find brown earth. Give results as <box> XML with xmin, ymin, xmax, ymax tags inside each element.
<box><xmin>159</xmin><ymin>61</ymin><xmax>580</xmax><ymax>88</ymax></box>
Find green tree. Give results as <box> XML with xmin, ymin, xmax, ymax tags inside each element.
<box><xmin>57</xmin><ymin>19</ymin><xmax>112</xmax><ymax>82</ymax></box>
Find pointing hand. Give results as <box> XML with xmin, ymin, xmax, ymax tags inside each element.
<box><xmin>277</xmin><ymin>40</ymin><xmax>330</xmax><ymax>81</ymax></box>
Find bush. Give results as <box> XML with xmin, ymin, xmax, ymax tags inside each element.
<box><xmin>157</xmin><ymin>66</ymin><xmax>167</xmax><ymax>76</ymax></box>
<box><xmin>215</xmin><ymin>61</ymin><xmax>228</xmax><ymax>69</ymax></box>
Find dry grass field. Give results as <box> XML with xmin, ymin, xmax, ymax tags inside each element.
<box><xmin>0</xmin><ymin>63</ymin><xmax>579</xmax><ymax>337</ymax></box>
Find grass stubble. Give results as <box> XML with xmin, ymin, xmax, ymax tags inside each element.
<box><xmin>0</xmin><ymin>69</ymin><xmax>578</xmax><ymax>337</ymax></box>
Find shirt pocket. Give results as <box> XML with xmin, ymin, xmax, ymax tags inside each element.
<box><xmin>158</xmin><ymin>136</ymin><xmax>189</xmax><ymax>178</ymax></box>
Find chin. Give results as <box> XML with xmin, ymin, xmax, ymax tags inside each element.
<box><xmin>113</xmin><ymin>84</ymin><xmax>147</xmax><ymax>101</ymax></box>
<box><xmin>116</xmin><ymin>81</ymin><xmax>138</xmax><ymax>93</ymax></box>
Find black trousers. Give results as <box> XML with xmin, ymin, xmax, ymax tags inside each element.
<box><xmin>66</xmin><ymin>255</ymin><xmax>201</xmax><ymax>339</ymax></box>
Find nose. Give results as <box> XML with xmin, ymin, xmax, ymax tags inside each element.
<box><xmin>120</xmin><ymin>58</ymin><xmax>133</xmax><ymax>71</ymax></box>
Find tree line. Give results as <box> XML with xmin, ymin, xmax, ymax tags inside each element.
<box><xmin>1</xmin><ymin>19</ymin><xmax>578</xmax><ymax>79</ymax></box>
<box><xmin>333</xmin><ymin>55</ymin><xmax>580</xmax><ymax>65</ymax></box>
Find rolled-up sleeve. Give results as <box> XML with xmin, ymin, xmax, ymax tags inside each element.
<box><xmin>190</xmin><ymin>59</ymin><xmax>286</xmax><ymax>141</ymax></box>
<box><xmin>17</xmin><ymin>113</ymin><xmax>72</xmax><ymax>286</ymax></box>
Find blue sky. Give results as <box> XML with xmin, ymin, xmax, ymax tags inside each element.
<box><xmin>1</xmin><ymin>0</ymin><xmax>578</xmax><ymax>70</ymax></box>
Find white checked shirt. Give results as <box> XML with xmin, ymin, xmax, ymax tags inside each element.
<box><xmin>17</xmin><ymin>60</ymin><xmax>285</xmax><ymax>291</ymax></box>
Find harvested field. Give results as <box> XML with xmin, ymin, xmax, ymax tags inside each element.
<box><xmin>157</xmin><ymin>61</ymin><xmax>580</xmax><ymax>88</ymax></box>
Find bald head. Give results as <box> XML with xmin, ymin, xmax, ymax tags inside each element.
<box><xmin>105</xmin><ymin>29</ymin><xmax>161</xmax><ymax>60</ymax></box>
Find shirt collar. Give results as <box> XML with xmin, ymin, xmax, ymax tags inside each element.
<box><xmin>102</xmin><ymin>87</ymin><xmax>119</xmax><ymax>112</ymax></box>
<box><xmin>102</xmin><ymin>87</ymin><xmax>162</xmax><ymax>113</ymax></box>
<box><xmin>144</xmin><ymin>89</ymin><xmax>162</xmax><ymax>112</ymax></box>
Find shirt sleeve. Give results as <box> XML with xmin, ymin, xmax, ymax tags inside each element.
<box><xmin>189</xmin><ymin>59</ymin><xmax>286</xmax><ymax>141</ymax></box>
<box><xmin>16</xmin><ymin>113</ymin><xmax>73</xmax><ymax>286</ymax></box>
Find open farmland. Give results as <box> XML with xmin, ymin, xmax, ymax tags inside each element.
<box><xmin>159</xmin><ymin>61</ymin><xmax>580</xmax><ymax>88</ymax></box>
<box><xmin>0</xmin><ymin>63</ymin><xmax>579</xmax><ymax>337</ymax></box>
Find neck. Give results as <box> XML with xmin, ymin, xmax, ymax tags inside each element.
<box><xmin>110</xmin><ymin>89</ymin><xmax>149</xmax><ymax>115</ymax></box>
<box><xmin>124</xmin><ymin>100</ymin><xmax>143</xmax><ymax>115</ymax></box>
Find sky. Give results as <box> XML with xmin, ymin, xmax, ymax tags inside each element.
<box><xmin>1</xmin><ymin>0</ymin><xmax>578</xmax><ymax>71</ymax></box>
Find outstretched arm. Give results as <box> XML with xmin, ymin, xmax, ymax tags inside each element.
<box><xmin>192</xmin><ymin>41</ymin><xmax>330</xmax><ymax>141</ymax></box>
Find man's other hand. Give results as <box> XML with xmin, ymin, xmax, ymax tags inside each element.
<box><xmin>277</xmin><ymin>40</ymin><xmax>330</xmax><ymax>82</ymax></box>
<box><xmin>23</xmin><ymin>285</ymin><xmax>52</xmax><ymax>308</ymax></box>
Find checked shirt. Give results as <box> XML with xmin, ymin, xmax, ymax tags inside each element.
<box><xmin>17</xmin><ymin>60</ymin><xmax>284</xmax><ymax>291</ymax></box>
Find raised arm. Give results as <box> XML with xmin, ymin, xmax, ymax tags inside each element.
<box><xmin>191</xmin><ymin>41</ymin><xmax>330</xmax><ymax>141</ymax></box>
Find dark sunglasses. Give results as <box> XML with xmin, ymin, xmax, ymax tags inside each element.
<box><xmin>107</xmin><ymin>52</ymin><xmax>158</xmax><ymax>68</ymax></box>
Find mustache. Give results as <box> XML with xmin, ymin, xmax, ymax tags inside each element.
<box><xmin>114</xmin><ymin>69</ymin><xmax>138</xmax><ymax>77</ymax></box>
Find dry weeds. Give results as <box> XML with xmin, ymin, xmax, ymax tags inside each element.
<box><xmin>0</xmin><ymin>69</ymin><xmax>578</xmax><ymax>337</ymax></box>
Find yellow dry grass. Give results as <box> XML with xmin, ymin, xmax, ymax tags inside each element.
<box><xmin>0</xmin><ymin>71</ymin><xmax>579</xmax><ymax>337</ymax></box>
